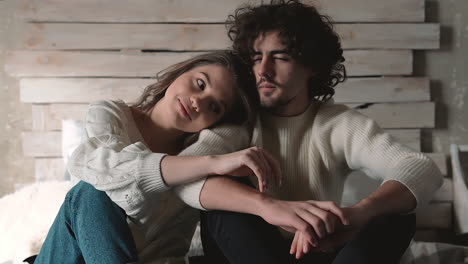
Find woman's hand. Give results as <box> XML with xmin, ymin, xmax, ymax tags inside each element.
<box><xmin>211</xmin><ymin>146</ymin><xmax>281</xmax><ymax>192</ymax></box>
<box><xmin>259</xmin><ymin>198</ymin><xmax>349</xmax><ymax>251</ymax></box>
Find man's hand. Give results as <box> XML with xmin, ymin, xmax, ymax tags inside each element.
<box><xmin>290</xmin><ymin>205</ymin><xmax>374</xmax><ymax>259</ymax></box>
<box><xmin>259</xmin><ymin>198</ymin><xmax>349</xmax><ymax>248</ymax></box>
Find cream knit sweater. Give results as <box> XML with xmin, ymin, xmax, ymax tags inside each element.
<box><xmin>68</xmin><ymin>99</ymin><xmax>442</xmax><ymax>263</ymax></box>
<box><xmin>68</xmin><ymin>100</ymin><xmax>249</xmax><ymax>264</ymax></box>
<box><xmin>250</xmin><ymin>101</ymin><xmax>443</xmax><ymax>207</ymax></box>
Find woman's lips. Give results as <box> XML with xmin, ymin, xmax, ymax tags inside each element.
<box><xmin>178</xmin><ymin>99</ymin><xmax>192</xmax><ymax>120</ymax></box>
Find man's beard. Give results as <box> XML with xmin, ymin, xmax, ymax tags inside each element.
<box><xmin>260</xmin><ymin>91</ymin><xmax>296</xmax><ymax>109</ymax></box>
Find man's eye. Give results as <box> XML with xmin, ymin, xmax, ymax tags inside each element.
<box><xmin>274</xmin><ymin>56</ymin><xmax>289</xmax><ymax>61</ymax></box>
<box><xmin>252</xmin><ymin>57</ymin><xmax>262</xmax><ymax>64</ymax></box>
<box><xmin>197</xmin><ymin>79</ymin><xmax>206</xmax><ymax>90</ymax></box>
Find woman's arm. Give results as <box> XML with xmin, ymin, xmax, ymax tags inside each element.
<box><xmin>161</xmin><ymin>146</ymin><xmax>281</xmax><ymax>193</ymax></box>
<box><xmin>68</xmin><ymin>100</ymin><xmax>170</xmax><ymax>217</ymax></box>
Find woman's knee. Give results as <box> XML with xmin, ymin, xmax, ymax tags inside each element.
<box><xmin>65</xmin><ymin>181</ymin><xmax>109</xmax><ymax>210</ymax></box>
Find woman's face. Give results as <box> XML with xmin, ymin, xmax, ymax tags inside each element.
<box><xmin>158</xmin><ymin>64</ymin><xmax>236</xmax><ymax>133</ymax></box>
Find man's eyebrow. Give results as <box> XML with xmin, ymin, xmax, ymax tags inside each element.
<box><xmin>251</xmin><ymin>49</ymin><xmax>290</xmax><ymax>56</ymax></box>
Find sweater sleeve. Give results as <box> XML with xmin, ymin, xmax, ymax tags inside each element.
<box><xmin>174</xmin><ymin>124</ymin><xmax>251</xmax><ymax>210</ymax></box>
<box><xmin>67</xmin><ymin>100</ymin><xmax>170</xmax><ymax>217</ymax></box>
<box><xmin>325</xmin><ymin>106</ymin><xmax>443</xmax><ymax>209</ymax></box>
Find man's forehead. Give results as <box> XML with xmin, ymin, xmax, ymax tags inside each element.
<box><xmin>252</xmin><ymin>31</ymin><xmax>288</xmax><ymax>52</ymax></box>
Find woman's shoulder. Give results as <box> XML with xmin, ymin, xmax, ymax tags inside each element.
<box><xmin>87</xmin><ymin>100</ymin><xmax>129</xmax><ymax>120</ymax></box>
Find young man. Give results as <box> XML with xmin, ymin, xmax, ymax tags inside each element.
<box><xmin>188</xmin><ymin>1</ymin><xmax>444</xmax><ymax>263</ymax></box>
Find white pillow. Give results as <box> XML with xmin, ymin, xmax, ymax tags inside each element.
<box><xmin>62</xmin><ymin>119</ymin><xmax>85</xmax><ymax>185</ymax></box>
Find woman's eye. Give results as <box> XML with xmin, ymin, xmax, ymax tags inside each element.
<box><xmin>197</xmin><ymin>79</ymin><xmax>206</xmax><ymax>90</ymax></box>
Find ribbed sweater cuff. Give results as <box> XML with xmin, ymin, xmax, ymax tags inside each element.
<box><xmin>138</xmin><ymin>153</ymin><xmax>171</xmax><ymax>195</ymax></box>
<box><xmin>381</xmin><ymin>156</ymin><xmax>443</xmax><ymax>210</ymax></box>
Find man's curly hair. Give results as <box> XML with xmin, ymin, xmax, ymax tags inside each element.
<box><xmin>227</xmin><ymin>0</ymin><xmax>346</xmax><ymax>101</ymax></box>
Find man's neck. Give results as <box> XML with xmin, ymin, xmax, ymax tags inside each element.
<box><xmin>268</xmin><ymin>96</ymin><xmax>311</xmax><ymax>117</ymax></box>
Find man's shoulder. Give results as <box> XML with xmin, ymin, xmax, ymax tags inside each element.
<box><xmin>313</xmin><ymin>102</ymin><xmax>373</xmax><ymax>131</ymax></box>
<box><xmin>315</xmin><ymin>102</ymin><xmax>354</xmax><ymax>121</ymax></box>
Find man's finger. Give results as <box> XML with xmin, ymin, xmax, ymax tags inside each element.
<box><xmin>296</xmin><ymin>208</ymin><xmax>327</xmax><ymax>239</ymax></box>
<box><xmin>310</xmin><ymin>200</ymin><xmax>349</xmax><ymax>226</ymax></box>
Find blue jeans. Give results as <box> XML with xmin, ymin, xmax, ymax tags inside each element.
<box><xmin>35</xmin><ymin>181</ymin><xmax>139</xmax><ymax>264</ymax></box>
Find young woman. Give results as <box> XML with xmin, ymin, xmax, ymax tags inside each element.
<box><xmin>33</xmin><ymin>51</ymin><xmax>281</xmax><ymax>264</ymax></box>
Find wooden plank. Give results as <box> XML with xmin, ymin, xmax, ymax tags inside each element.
<box><xmin>5</xmin><ymin>51</ymin><xmax>199</xmax><ymax>77</ymax></box>
<box><xmin>31</xmin><ymin>104</ymin><xmax>46</xmax><ymax>130</ymax></box>
<box><xmin>335</xmin><ymin>77</ymin><xmax>430</xmax><ymax>103</ymax></box>
<box><xmin>426</xmin><ymin>153</ymin><xmax>447</xmax><ymax>177</ymax></box>
<box><xmin>338</xmin><ymin>24</ymin><xmax>439</xmax><ymax>50</ymax></box>
<box><xmin>344</xmin><ymin>50</ymin><xmax>412</xmax><ymax>76</ymax></box>
<box><xmin>5</xmin><ymin>50</ymin><xmax>413</xmax><ymax>77</ymax></box>
<box><xmin>17</xmin><ymin>0</ymin><xmax>424</xmax><ymax>23</ymax></box>
<box><xmin>22</xmin><ymin>23</ymin><xmax>439</xmax><ymax>50</ymax></box>
<box><xmin>352</xmin><ymin>102</ymin><xmax>435</xmax><ymax>128</ymax></box>
<box><xmin>35</xmin><ymin>104</ymin><xmax>87</xmax><ymax>131</ymax></box>
<box><xmin>22</xmin><ymin>131</ymin><xmax>61</xmax><ymax>157</ymax></box>
<box><xmin>35</xmin><ymin>158</ymin><xmax>65</xmax><ymax>181</ymax></box>
<box><xmin>21</xmin><ymin>78</ymin><xmax>150</xmax><ymax>103</ymax></box>
<box><xmin>416</xmin><ymin>202</ymin><xmax>452</xmax><ymax>229</ymax></box>
<box><xmin>20</xmin><ymin>77</ymin><xmax>428</xmax><ymax>104</ymax></box>
<box><xmin>432</xmin><ymin>178</ymin><xmax>453</xmax><ymax>202</ymax></box>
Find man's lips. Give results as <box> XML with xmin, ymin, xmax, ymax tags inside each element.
<box><xmin>258</xmin><ymin>82</ymin><xmax>276</xmax><ymax>89</ymax></box>
<box><xmin>178</xmin><ymin>99</ymin><xmax>192</xmax><ymax>120</ymax></box>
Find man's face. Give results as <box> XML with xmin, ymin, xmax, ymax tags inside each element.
<box><xmin>252</xmin><ymin>30</ymin><xmax>314</xmax><ymax>115</ymax></box>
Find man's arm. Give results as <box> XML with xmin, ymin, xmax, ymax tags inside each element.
<box><xmin>354</xmin><ymin>180</ymin><xmax>416</xmax><ymax>218</ymax></box>
<box><xmin>200</xmin><ymin>175</ymin><xmax>349</xmax><ymax>246</ymax></box>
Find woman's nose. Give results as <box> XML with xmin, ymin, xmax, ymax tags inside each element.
<box><xmin>190</xmin><ymin>96</ymin><xmax>203</xmax><ymax>113</ymax></box>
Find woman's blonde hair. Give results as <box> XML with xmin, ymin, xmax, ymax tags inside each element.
<box><xmin>133</xmin><ymin>51</ymin><xmax>258</xmax><ymax>127</ymax></box>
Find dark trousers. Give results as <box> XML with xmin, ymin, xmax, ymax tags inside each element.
<box><xmin>200</xmin><ymin>207</ymin><xmax>415</xmax><ymax>264</ymax></box>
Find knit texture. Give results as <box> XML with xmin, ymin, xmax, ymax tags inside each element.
<box><xmin>251</xmin><ymin>101</ymin><xmax>443</xmax><ymax>209</ymax></box>
<box><xmin>67</xmin><ymin>100</ymin><xmax>250</xmax><ymax>263</ymax></box>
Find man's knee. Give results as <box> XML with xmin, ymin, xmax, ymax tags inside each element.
<box><xmin>364</xmin><ymin>213</ymin><xmax>416</xmax><ymax>247</ymax></box>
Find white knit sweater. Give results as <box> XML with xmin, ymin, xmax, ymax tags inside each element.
<box><xmin>250</xmin><ymin>101</ymin><xmax>443</xmax><ymax>208</ymax></box>
<box><xmin>68</xmin><ymin>99</ymin><xmax>442</xmax><ymax>263</ymax></box>
<box><xmin>68</xmin><ymin>100</ymin><xmax>249</xmax><ymax>264</ymax></box>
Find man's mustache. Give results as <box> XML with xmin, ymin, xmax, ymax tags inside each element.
<box><xmin>257</xmin><ymin>78</ymin><xmax>278</xmax><ymax>88</ymax></box>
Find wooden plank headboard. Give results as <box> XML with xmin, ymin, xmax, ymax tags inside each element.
<box><xmin>5</xmin><ymin>0</ymin><xmax>450</xmax><ymax>231</ymax></box>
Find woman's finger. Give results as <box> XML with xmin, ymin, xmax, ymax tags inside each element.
<box><xmin>261</xmin><ymin>149</ymin><xmax>282</xmax><ymax>186</ymax></box>
<box><xmin>290</xmin><ymin>231</ymin><xmax>299</xmax><ymax>255</ymax></box>
<box><xmin>296</xmin><ymin>232</ymin><xmax>304</xmax><ymax>259</ymax></box>
<box><xmin>243</xmin><ymin>150</ymin><xmax>267</xmax><ymax>192</ymax></box>
<box><xmin>257</xmin><ymin>149</ymin><xmax>273</xmax><ymax>189</ymax></box>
